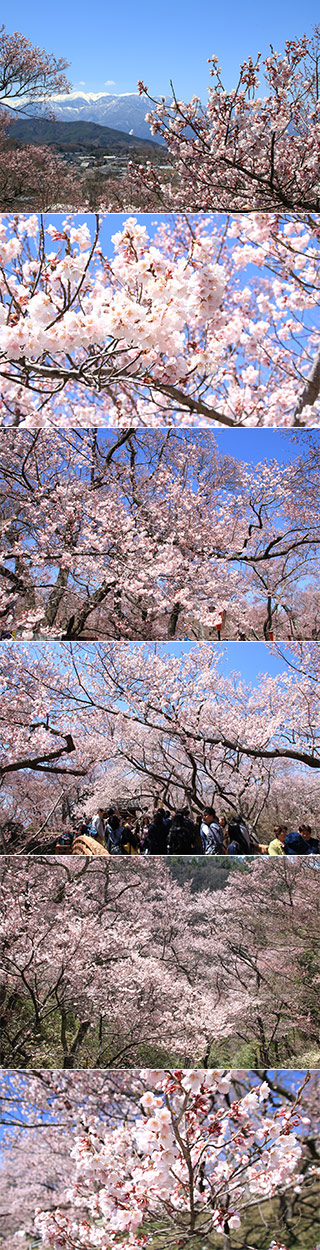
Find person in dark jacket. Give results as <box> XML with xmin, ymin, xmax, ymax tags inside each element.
<box><xmin>227</xmin><ymin>814</ymin><xmax>251</xmax><ymax>855</ymax></box>
<box><xmin>106</xmin><ymin>814</ymin><xmax>123</xmax><ymax>854</ymax></box>
<box><xmin>167</xmin><ymin>808</ymin><xmax>196</xmax><ymax>855</ymax></box>
<box><xmin>284</xmin><ymin>824</ymin><xmax>319</xmax><ymax>855</ymax></box>
<box><xmin>147</xmin><ymin>808</ymin><xmax>170</xmax><ymax>855</ymax></box>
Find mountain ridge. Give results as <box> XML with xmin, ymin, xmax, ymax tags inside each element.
<box><xmin>9</xmin><ymin>91</ymin><xmax>170</xmax><ymax>142</ymax></box>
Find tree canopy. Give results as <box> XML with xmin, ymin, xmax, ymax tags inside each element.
<box><xmin>0</xmin><ymin>429</ymin><xmax>319</xmax><ymax>642</ymax></box>
<box><xmin>0</xmin><ymin>856</ymin><xmax>319</xmax><ymax>1073</ymax></box>
<box><xmin>1</xmin><ymin>641</ymin><xmax>319</xmax><ymax>846</ymax></box>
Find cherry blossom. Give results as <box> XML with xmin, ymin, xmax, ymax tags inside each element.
<box><xmin>1</xmin><ymin>1068</ymin><xmax>319</xmax><ymax>1245</ymax></box>
<box><xmin>32</xmin><ymin>1069</ymin><xmax>317</xmax><ymax>1250</ymax></box>
<box><xmin>0</xmin><ymin>213</ymin><xmax>320</xmax><ymax>426</ymax></box>
<box><xmin>0</xmin><ymin>429</ymin><xmax>319</xmax><ymax>641</ymax></box>
<box><xmin>134</xmin><ymin>30</ymin><xmax>320</xmax><ymax>213</ymax></box>
<box><xmin>1</xmin><ymin>640</ymin><xmax>319</xmax><ymax>844</ymax></box>
<box><xmin>0</xmin><ymin>856</ymin><xmax>319</xmax><ymax>1070</ymax></box>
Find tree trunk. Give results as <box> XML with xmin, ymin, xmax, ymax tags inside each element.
<box><xmin>61</xmin><ymin>1013</ymin><xmax>91</xmax><ymax>1068</ymax></box>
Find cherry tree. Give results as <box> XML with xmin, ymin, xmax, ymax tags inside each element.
<box><xmin>0</xmin><ymin>26</ymin><xmax>70</xmax><ymax>109</ymax></box>
<box><xmin>1</xmin><ymin>1068</ymin><xmax>319</xmax><ymax>1249</ymax></box>
<box><xmin>0</xmin><ymin>1070</ymin><xmax>147</xmax><ymax>1243</ymax></box>
<box><xmin>0</xmin><ymin>213</ymin><xmax>320</xmax><ymax>427</ymax></box>
<box><xmin>0</xmin><ymin>143</ymin><xmax>86</xmax><ymax>211</ymax></box>
<box><xmin>33</xmin><ymin>1069</ymin><xmax>319</xmax><ymax>1250</ymax></box>
<box><xmin>0</xmin><ymin>428</ymin><xmax>319</xmax><ymax>641</ymax></box>
<box><xmin>1</xmin><ymin>640</ymin><xmax>320</xmax><ymax>843</ymax></box>
<box><xmin>0</xmin><ymin>27</ymin><xmax>84</xmax><ymax>210</ymax></box>
<box><xmin>0</xmin><ymin>855</ymin><xmax>223</xmax><ymax>1069</ymax></box>
<box><xmin>0</xmin><ymin>854</ymin><xmax>220</xmax><ymax>1069</ymax></box>
<box><xmin>0</xmin><ymin>856</ymin><xmax>319</xmax><ymax>1072</ymax></box>
<box><xmin>135</xmin><ymin>29</ymin><xmax>320</xmax><ymax>213</ymax></box>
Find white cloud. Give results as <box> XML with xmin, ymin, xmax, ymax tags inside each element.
<box><xmin>104</xmin><ymin>79</ymin><xmax>116</xmax><ymax>86</ymax></box>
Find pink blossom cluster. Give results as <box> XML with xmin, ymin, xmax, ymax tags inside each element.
<box><xmin>0</xmin><ymin>213</ymin><xmax>319</xmax><ymax>425</ymax></box>
<box><xmin>0</xmin><ymin>216</ymin><xmax>224</xmax><ymax>370</ymax></box>
<box><xmin>1</xmin><ymin>1070</ymin><xmax>319</xmax><ymax>1246</ymax></box>
<box><xmin>34</xmin><ymin>1069</ymin><xmax>307</xmax><ymax>1248</ymax></box>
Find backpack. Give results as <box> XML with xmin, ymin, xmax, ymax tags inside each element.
<box><xmin>107</xmin><ymin>831</ymin><xmax>123</xmax><ymax>854</ymax></box>
<box><xmin>228</xmin><ymin>819</ymin><xmax>250</xmax><ymax>853</ymax></box>
<box><xmin>167</xmin><ymin>815</ymin><xmax>195</xmax><ymax>855</ymax></box>
<box><xmin>284</xmin><ymin>830</ymin><xmax>319</xmax><ymax>855</ymax></box>
<box><xmin>104</xmin><ymin>821</ymin><xmax>123</xmax><ymax>855</ymax></box>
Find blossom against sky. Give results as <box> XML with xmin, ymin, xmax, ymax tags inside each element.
<box><xmin>1</xmin><ymin>213</ymin><xmax>319</xmax><ymax>429</ymax></box>
<box><xmin>1</xmin><ymin>639</ymin><xmax>306</xmax><ymax>689</ymax></box>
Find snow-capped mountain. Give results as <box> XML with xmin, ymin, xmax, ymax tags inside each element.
<box><xmin>33</xmin><ymin>92</ymin><xmax>171</xmax><ymax>142</ymax></box>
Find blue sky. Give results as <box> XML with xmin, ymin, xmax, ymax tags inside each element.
<box><xmin>207</xmin><ymin>429</ymin><xmax>304</xmax><ymax>466</ymax></box>
<box><xmin>4</xmin><ymin>1</ymin><xmax>319</xmax><ymax>98</ymax></box>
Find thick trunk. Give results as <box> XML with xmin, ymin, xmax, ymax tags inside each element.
<box><xmin>168</xmin><ymin>601</ymin><xmax>182</xmax><ymax>638</ymax></box>
<box><xmin>63</xmin><ymin>579</ymin><xmax>116</xmax><ymax>637</ymax></box>
<box><xmin>61</xmin><ymin>1012</ymin><xmax>91</xmax><ymax>1068</ymax></box>
<box><xmin>44</xmin><ymin>567</ymin><xmax>70</xmax><ymax>628</ymax></box>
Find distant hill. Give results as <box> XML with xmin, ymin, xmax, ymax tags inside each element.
<box><xmin>26</xmin><ymin>90</ymin><xmax>169</xmax><ymax>143</ymax></box>
<box><xmin>8</xmin><ymin>115</ymin><xmax>162</xmax><ymax>155</ymax></box>
<box><xmin>168</xmin><ymin>856</ymin><xmax>249</xmax><ymax>893</ymax></box>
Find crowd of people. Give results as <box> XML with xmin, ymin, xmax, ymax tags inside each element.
<box><xmin>55</xmin><ymin>801</ymin><xmax>319</xmax><ymax>856</ymax></box>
